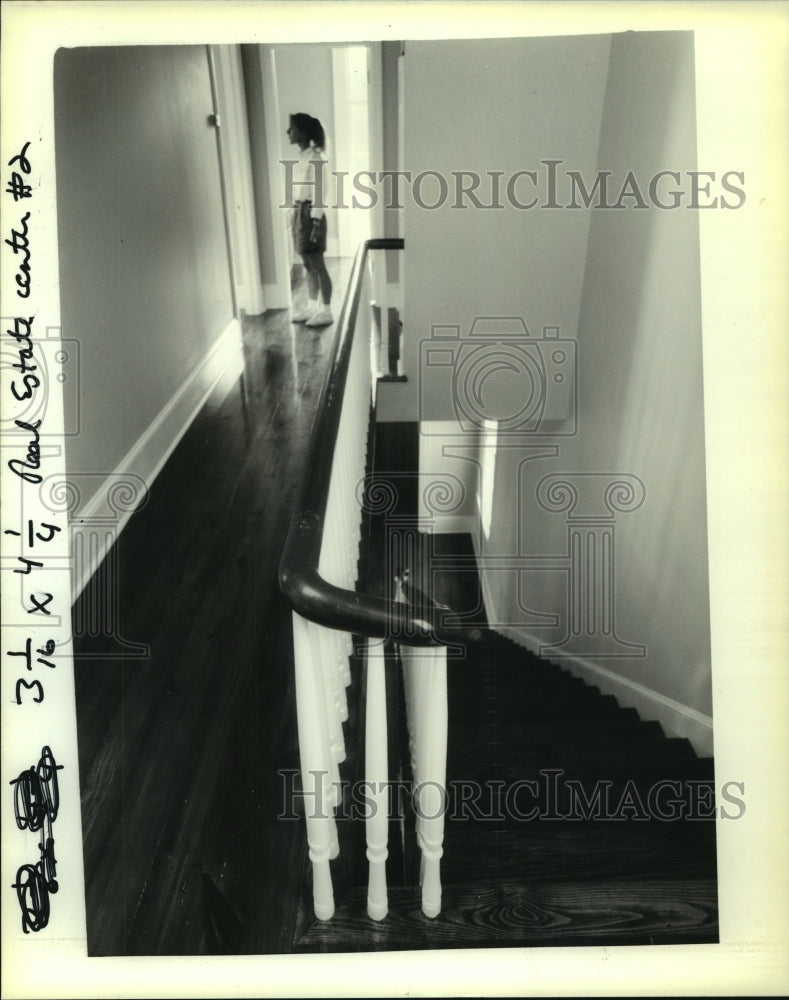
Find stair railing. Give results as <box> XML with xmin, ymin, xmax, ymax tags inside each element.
<box><xmin>279</xmin><ymin>238</ymin><xmax>464</xmax><ymax>924</ymax></box>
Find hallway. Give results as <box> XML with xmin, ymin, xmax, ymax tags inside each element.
<box><xmin>73</xmin><ymin>253</ymin><xmax>718</xmax><ymax>955</ymax></box>
<box><xmin>73</xmin><ymin>260</ymin><xmax>353</xmax><ymax>955</ymax></box>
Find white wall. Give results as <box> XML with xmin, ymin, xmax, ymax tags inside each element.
<box><xmin>418</xmin><ymin>423</ymin><xmax>479</xmax><ymax>533</ymax></box>
<box><xmin>395</xmin><ymin>32</ymin><xmax>713</xmax><ymax>753</ymax></box>
<box><xmin>379</xmin><ymin>33</ymin><xmax>611</xmax><ymax>422</ymax></box>
<box><xmin>491</xmin><ymin>32</ymin><xmax>712</xmax><ymax>751</ymax></box>
<box><xmin>54</xmin><ymin>45</ymin><xmax>240</xmax><ymax>595</ymax></box>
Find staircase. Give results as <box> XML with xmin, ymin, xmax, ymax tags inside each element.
<box><xmin>295</xmin><ymin>560</ymin><xmax>718</xmax><ymax>952</ymax></box>
<box><xmin>278</xmin><ymin>255</ymin><xmax>717</xmax><ymax>952</ymax></box>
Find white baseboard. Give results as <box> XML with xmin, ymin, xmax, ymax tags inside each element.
<box><xmin>69</xmin><ymin>317</ymin><xmax>245</xmax><ymax>602</ymax></box>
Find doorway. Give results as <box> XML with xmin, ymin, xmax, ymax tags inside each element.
<box><xmin>258</xmin><ymin>41</ymin><xmax>384</xmax><ymax>308</ymax></box>
<box><xmin>210</xmin><ymin>42</ymin><xmax>386</xmax><ymax>313</ymax></box>
<box><xmin>331</xmin><ymin>44</ymin><xmax>373</xmax><ymax>258</ymax></box>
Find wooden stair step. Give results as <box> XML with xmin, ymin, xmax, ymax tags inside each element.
<box><xmin>295</xmin><ymin>879</ymin><xmax>718</xmax><ymax>952</ymax></box>
<box><xmin>380</xmin><ymin>562</ymin><xmax>718</xmax><ymax>951</ymax></box>
<box><xmin>449</xmin><ymin>696</ymin><xmax>632</xmax><ymax>724</ymax></box>
<box><xmin>448</xmin><ymin>679</ymin><xmax>597</xmax><ymax>706</ymax></box>
<box><xmin>449</xmin><ymin>715</ymin><xmax>662</xmax><ymax>744</ymax></box>
<box><xmin>441</xmin><ymin>758</ymin><xmax>716</xmax><ymax>803</ymax></box>
<box><xmin>439</xmin><ymin>821</ymin><xmax>718</xmax><ymax>882</ymax></box>
<box><xmin>446</xmin><ymin>738</ymin><xmax>698</xmax><ymax>778</ymax></box>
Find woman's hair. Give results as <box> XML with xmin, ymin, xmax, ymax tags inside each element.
<box><xmin>290</xmin><ymin>112</ymin><xmax>326</xmax><ymax>152</ymax></box>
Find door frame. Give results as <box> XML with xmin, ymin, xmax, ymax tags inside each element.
<box><xmin>208</xmin><ymin>44</ymin><xmax>266</xmax><ymax>315</ymax></box>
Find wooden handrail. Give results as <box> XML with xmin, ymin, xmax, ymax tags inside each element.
<box><xmin>278</xmin><ymin>238</ymin><xmax>468</xmax><ymax>647</ymax></box>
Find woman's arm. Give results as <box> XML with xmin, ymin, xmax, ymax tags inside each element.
<box><xmin>308</xmin><ymin>147</ymin><xmax>327</xmax><ymax>220</ymax></box>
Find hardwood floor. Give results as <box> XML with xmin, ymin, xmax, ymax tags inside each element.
<box><xmin>73</xmin><ymin>265</ymin><xmax>717</xmax><ymax>955</ymax></box>
<box><xmin>74</xmin><ymin>260</ymin><xmax>353</xmax><ymax>955</ymax></box>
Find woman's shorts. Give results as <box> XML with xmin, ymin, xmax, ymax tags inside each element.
<box><xmin>293</xmin><ymin>201</ymin><xmax>327</xmax><ymax>254</ymax></box>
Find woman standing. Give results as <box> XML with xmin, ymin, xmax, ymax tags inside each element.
<box><xmin>287</xmin><ymin>113</ymin><xmax>333</xmax><ymax>327</ymax></box>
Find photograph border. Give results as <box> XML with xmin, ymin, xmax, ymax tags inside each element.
<box><xmin>1</xmin><ymin>2</ymin><xmax>788</xmax><ymax>997</ymax></box>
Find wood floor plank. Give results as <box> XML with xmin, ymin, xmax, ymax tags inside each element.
<box><xmin>296</xmin><ymin>880</ymin><xmax>718</xmax><ymax>952</ymax></box>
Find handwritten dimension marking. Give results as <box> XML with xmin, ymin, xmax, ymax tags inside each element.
<box><xmin>4</xmin><ymin>141</ymin><xmax>67</xmax><ymax>933</ymax></box>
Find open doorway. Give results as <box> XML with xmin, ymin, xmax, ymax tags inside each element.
<box><xmin>254</xmin><ymin>42</ymin><xmax>383</xmax><ymax>311</ymax></box>
<box><xmin>331</xmin><ymin>44</ymin><xmax>373</xmax><ymax>258</ymax></box>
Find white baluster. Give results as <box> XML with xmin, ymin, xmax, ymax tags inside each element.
<box><xmin>307</xmin><ymin>620</ymin><xmax>345</xmax><ymax>771</ymax></box>
<box><xmin>319</xmin><ymin>486</ymin><xmax>336</xmax><ymax>580</ymax></box>
<box><xmin>416</xmin><ymin>646</ymin><xmax>447</xmax><ymax>918</ymax></box>
<box><xmin>365</xmin><ymin>638</ymin><xmax>389</xmax><ymax>920</ymax></box>
<box><xmin>340</xmin><ymin>452</ymin><xmax>355</xmax><ymax>585</ymax></box>
<box><xmin>292</xmin><ymin>248</ymin><xmax>421</xmax><ymax>926</ymax></box>
<box><xmin>293</xmin><ymin>612</ymin><xmax>336</xmax><ymax>920</ymax></box>
<box><xmin>411</xmin><ymin>652</ymin><xmax>424</xmax><ymax>861</ymax></box>
<box><xmin>401</xmin><ymin>643</ymin><xmax>448</xmax><ymax>919</ymax></box>
<box><xmin>332</xmin><ymin>630</ymin><xmax>349</xmax><ymax>722</ymax></box>
<box><xmin>340</xmin><ymin>634</ymin><xmax>352</xmax><ymax>687</ymax></box>
<box><xmin>333</xmin><ymin>428</ymin><xmax>356</xmax><ymax>589</ymax></box>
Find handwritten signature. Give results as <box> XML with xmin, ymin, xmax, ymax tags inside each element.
<box><xmin>10</xmin><ymin>746</ymin><xmax>63</xmax><ymax>933</ymax></box>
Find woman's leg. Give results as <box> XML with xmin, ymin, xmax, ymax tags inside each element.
<box><xmin>304</xmin><ymin>251</ymin><xmax>333</xmax><ymax>326</ymax></box>
<box><xmin>310</xmin><ymin>250</ymin><xmax>333</xmax><ymax>306</ymax></box>
<box><xmin>301</xmin><ymin>253</ymin><xmax>320</xmax><ymax>301</ymax></box>
<box><xmin>292</xmin><ymin>253</ymin><xmax>319</xmax><ymax>322</ymax></box>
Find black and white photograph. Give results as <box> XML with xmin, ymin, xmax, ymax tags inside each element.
<box><xmin>1</xmin><ymin>2</ymin><xmax>787</xmax><ymax>997</ymax></box>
